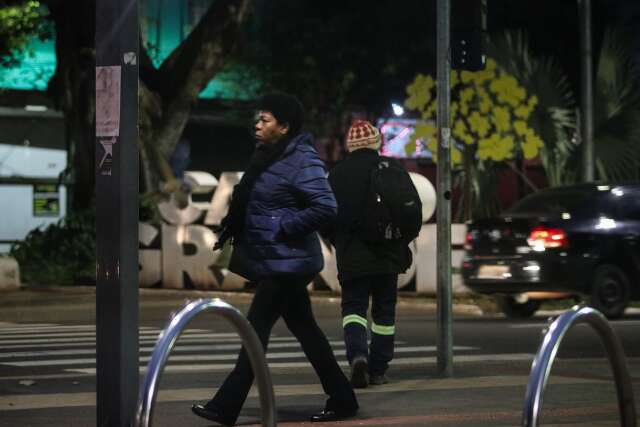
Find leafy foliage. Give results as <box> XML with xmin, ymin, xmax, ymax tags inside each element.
<box><xmin>9</xmin><ymin>210</ymin><xmax>95</xmax><ymax>286</ymax></box>
<box><xmin>486</xmin><ymin>31</ymin><xmax>578</xmax><ymax>187</ymax></box>
<box><xmin>593</xmin><ymin>29</ymin><xmax>640</xmax><ymax>182</ymax></box>
<box><xmin>0</xmin><ymin>1</ymin><xmax>51</xmax><ymax>67</ymax></box>
<box><xmin>245</xmin><ymin>0</ymin><xmax>436</xmax><ymax>137</ymax></box>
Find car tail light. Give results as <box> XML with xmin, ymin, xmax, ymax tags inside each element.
<box><xmin>527</xmin><ymin>226</ymin><xmax>568</xmax><ymax>250</ymax></box>
<box><xmin>464</xmin><ymin>231</ymin><xmax>473</xmax><ymax>250</ymax></box>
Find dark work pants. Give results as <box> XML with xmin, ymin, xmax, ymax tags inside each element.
<box><xmin>340</xmin><ymin>274</ymin><xmax>398</xmax><ymax>376</ymax></box>
<box><xmin>208</xmin><ymin>274</ymin><xmax>358</xmax><ymax>424</ymax></box>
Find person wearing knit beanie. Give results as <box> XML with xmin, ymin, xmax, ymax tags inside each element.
<box><xmin>326</xmin><ymin>118</ymin><xmax>413</xmax><ymax>389</ymax></box>
<box><xmin>346</xmin><ymin>120</ymin><xmax>382</xmax><ymax>152</ymax></box>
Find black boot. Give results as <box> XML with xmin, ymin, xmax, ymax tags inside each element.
<box><xmin>350</xmin><ymin>355</ymin><xmax>369</xmax><ymax>388</ymax></box>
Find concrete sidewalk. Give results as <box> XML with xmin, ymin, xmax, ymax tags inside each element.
<box><xmin>0</xmin><ymin>358</ymin><xmax>635</xmax><ymax>426</ymax></box>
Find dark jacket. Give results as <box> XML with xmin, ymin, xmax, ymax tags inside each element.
<box><xmin>232</xmin><ymin>133</ymin><xmax>337</xmax><ymax>280</ymax></box>
<box><xmin>327</xmin><ymin>148</ymin><xmax>412</xmax><ymax>281</ymax></box>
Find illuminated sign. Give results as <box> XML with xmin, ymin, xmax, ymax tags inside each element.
<box><xmin>33</xmin><ymin>184</ymin><xmax>60</xmax><ymax>217</ymax></box>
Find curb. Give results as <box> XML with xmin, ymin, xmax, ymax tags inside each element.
<box><xmin>1</xmin><ymin>285</ymin><xmax>488</xmax><ymax>316</ymax></box>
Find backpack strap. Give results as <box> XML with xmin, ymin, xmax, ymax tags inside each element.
<box><xmin>341</xmin><ymin>156</ymin><xmax>381</xmax><ymax>251</ymax></box>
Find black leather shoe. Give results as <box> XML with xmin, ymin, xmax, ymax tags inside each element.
<box><xmin>310</xmin><ymin>408</ymin><xmax>357</xmax><ymax>422</ymax></box>
<box><xmin>191</xmin><ymin>404</ymin><xmax>234</xmax><ymax>426</ymax></box>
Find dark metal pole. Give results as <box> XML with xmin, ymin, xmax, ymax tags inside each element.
<box><xmin>95</xmin><ymin>1</ymin><xmax>139</xmax><ymax>426</ymax></box>
<box><xmin>436</xmin><ymin>0</ymin><xmax>453</xmax><ymax>377</ymax></box>
<box><xmin>579</xmin><ymin>0</ymin><xmax>594</xmax><ymax>182</ymax></box>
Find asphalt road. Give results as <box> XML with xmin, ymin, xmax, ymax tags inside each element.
<box><xmin>0</xmin><ymin>287</ymin><xmax>638</xmax><ymax>426</ymax></box>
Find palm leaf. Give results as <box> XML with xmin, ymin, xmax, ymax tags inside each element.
<box><xmin>487</xmin><ymin>31</ymin><xmax>578</xmax><ymax>186</ymax></box>
<box><xmin>593</xmin><ymin>28</ymin><xmax>640</xmax><ymax>181</ymax></box>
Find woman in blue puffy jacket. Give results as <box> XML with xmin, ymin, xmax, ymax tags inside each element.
<box><xmin>191</xmin><ymin>93</ymin><xmax>358</xmax><ymax>426</ymax></box>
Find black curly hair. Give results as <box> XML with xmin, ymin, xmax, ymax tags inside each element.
<box><xmin>256</xmin><ymin>92</ymin><xmax>305</xmax><ymax>136</ymax></box>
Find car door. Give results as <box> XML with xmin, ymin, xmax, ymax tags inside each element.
<box><xmin>613</xmin><ymin>188</ymin><xmax>640</xmax><ymax>290</ymax></box>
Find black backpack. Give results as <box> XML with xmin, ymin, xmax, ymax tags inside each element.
<box><xmin>358</xmin><ymin>157</ymin><xmax>422</xmax><ymax>243</ymax></box>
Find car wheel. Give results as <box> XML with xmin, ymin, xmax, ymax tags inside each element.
<box><xmin>589</xmin><ymin>264</ymin><xmax>630</xmax><ymax>319</ymax></box>
<box><xmin>495</xmin><ymin>295</ymin><xmax>541</xmax><ymax>318</ymax></box>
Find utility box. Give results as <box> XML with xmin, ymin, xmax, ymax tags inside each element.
<box><xmin>0</xmin><ymin>256</ymin><xmax>20</xmax><ymax>289</ymax></box>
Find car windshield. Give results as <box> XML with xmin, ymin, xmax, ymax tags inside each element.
<box><xmin>505</xmin><ymin>188</ymin><xmax>593</xmax><ymax>216</ymax></box>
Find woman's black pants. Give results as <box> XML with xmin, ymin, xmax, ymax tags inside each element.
<box><xmin>207</xmin><ymin>274</ymin><xmax>358</xmax><ymax>424</ymax></box>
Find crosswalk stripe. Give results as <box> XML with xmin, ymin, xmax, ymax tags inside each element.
<box><xmin>4</xmin><ymin>346</ymin><xmax>479</xmax><ymax>367</ymax></box>
<box><xmin>0</xmin><ymin>332</ymin><xmax>246</xmax><ymax>345</ymax></box>
<box><xmin>0</xmin><ymin>323</ymin><xmax>486</xmax><ymax>377</ymax></box>
<box><xmin>0</xmin><ymin>325</ymin><xmax>162</xmax><ymax>334</ymax></box>
<box><xmin>0</xmin><ymin>343</ymin><xmax>475</xmax><ymax>359</ymax></box>
<box><xmin>69</xmin><ymin>354</ymin><xmax>535</xmax><ymax>375</ymax></box>
<box><xmin>0</xmin><ymin>340</ymin><xmax>344</xmax><ymax>358</ymax></box>
<box><xmin>0</xmin><ymin>335</ymin><xmax>300</xmax><ymax>350</ymax></box>
<box><xmin>0</xmin><ymin>329</ymin><xmax>214</xmax><ymax>338</ymax></box>
<box><xmin>0</xmin><ymin>335</ymin><xmax>307</xmax><ymax>350</ymax></box>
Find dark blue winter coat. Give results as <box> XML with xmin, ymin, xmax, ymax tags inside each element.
<box><xmin>232</xmin><ymin>133</ymin><xmax>336</xmax><ymax>280</ymax></box>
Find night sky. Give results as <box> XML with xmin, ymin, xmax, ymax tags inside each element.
<box><xmin>488</xmin><ymin>0</ymin><xmax>640</xmax><ymax>94</ymax></box>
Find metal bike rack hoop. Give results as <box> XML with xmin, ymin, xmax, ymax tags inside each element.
<box><xmin>522</xmin><ymin>305</ymin><xmax>636</xmax><ymax>427</ymax></box>
<box><xmin>134</xmin><ymin>298</ymin><xmax>276</xmax><ymax>427</ymax></box>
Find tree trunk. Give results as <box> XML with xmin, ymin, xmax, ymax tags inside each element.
<box><xmin>42</xmin><ymin>0</ymin><xmax>251</xmax><ymax>209</ymax></box>
<box><xmin>138</xmin><ymin>0</ymin><xmax>251</xmax><ymax>196</ymax></box>
<box><xmin>461</xmin><ymin>147</ymin><xmax>476</xmax><ymax>222</ymax></box>
<box><xmin>45</xmin><ymin>0</ymin><xmax>96</xmax><ymax>212</ymax></box>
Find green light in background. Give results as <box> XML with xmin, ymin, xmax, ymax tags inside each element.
<box><xmin>1</xmin><ymin>0</ymin><xmax>258</xmax><ymax>99</ymax></box>
<box><xmin>0</xmin><ymin>38</ymin><xmax>55</xmax><ymax>90</ymax></box>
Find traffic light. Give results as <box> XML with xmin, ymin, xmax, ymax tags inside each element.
<box><xmin>451</xmin><ymin>0</ymin><xmax>486</xmax><ymax>71</ymax></box>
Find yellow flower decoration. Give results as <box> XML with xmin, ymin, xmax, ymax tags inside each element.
<box><xmin>453</xmin><ymin>119</ymin><xmax>468</xmax><ymax>140</ymax></box>
<box><xmin>405</xmin><ymin>74</ymin><xmax>435</xmax><ymax>112</ymax></box>
<box><xmin>460</xmin><ymin>88</ymin><xmax>474</xmax><ymax>104</ymax></box>
<box><xmin>468</xmin><ymin>111</ymin><xmax>490</xmax><ymax>137</ymax></box>
<box><xmin>459</xmin><ymin>102</ymin><xmax>470</xmax><ymax>116</ymax></box>
<box><xmin>514</xmin><ymin>105</ymin><xmax>531</xmax><ymax>119</ymax></box>
<box><xmin>413</xmin><ymin>122</ymin><xmax>437</xmax><ymax>140</ymax></box>
<box><xmin>513</xmin><ymin>120</ymin><xmax>528</xmax><ymax>136</ymax></box>
<box><xmin>450</xmin><ymin>70</ymin><xmax>459</xmax><ymax>87</ymax></box>
<box><xmin>403</xmin><ymin>56</ymin><xmax>545</xmax><ymax>167</ymax></box>
<box><xmin>426</xmin><ymin>139</ymin><xmax>439</xmax><ymax>161</ymax></box>
<box><xmin>492</xmin><ymin>107</ymin><xmax>511</xmax><ymax>133</ymax></box>
<box><xmin>404</xmin><ymin>140</ymin><xmax>417</xmax><ymax>157</ymax></box>
<box><xmin>523</xmin><ymin>132</ymin><xmax>544</xmax><ymax>159</ymax></box>
<box><xmin>460</xmin><ymin>70</ymin><xmax>475</xmax><ymax>84</ymax></box>
<box><xmin>452</xmin><ymin>145</ymin><xmax>462</xmax><ymax>164</ymax></box>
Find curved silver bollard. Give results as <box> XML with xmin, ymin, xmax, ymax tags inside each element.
<box><xmin>134</xmin><ymin>298</ymin><xmax>276</xmax><ymax>427</ymax></box>
<box><xmin>522</xmin><ymin>305</ymin><xmax>636</xmax><ymax>427</ymax></box>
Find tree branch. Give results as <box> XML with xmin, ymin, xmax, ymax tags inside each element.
<box><xmin>158</xmin><ymin>0</ymin><xmax>251</xmax><ymax>103</ymax></box>
<box><xmin>506</xmin><ymin>161</ymin><xmax>539</xmax><ymax>192</ymax></box>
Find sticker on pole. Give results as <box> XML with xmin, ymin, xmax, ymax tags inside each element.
<box><xmin>96</xmin><ymin>66</ymin><xmax>121</xmax><ymax>137</ymax></box>
<box><xmin>98</xmin><ymin>136</ymin><xmax>117</xmax><ymax>176</ymax></box>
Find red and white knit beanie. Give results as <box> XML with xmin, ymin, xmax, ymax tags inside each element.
<box><xmin>346</xmin><ymin>120</ymin><xmax>381</xmax><ymax>152</ymax></box>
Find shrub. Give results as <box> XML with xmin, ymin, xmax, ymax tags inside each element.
<box><xmin>9</xmin><ymin>210</ymin><xmax>95</xmax><ymax>286</ymax></box>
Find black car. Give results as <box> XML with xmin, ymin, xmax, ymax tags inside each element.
<box><xmin>462</xmin><ymin>183</ymin><xmax>640</xmax><ymax>318</ymax></box>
